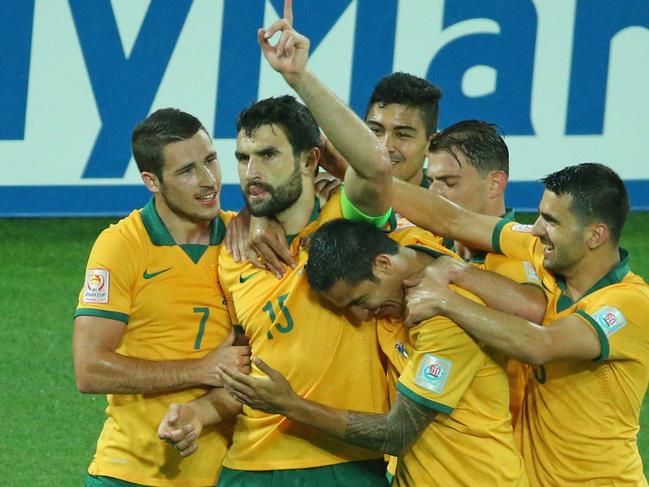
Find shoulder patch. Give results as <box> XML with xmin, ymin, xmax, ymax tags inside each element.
<box><xmin>414</xmin><ymin>353</ymin><xmax>452</xmax><ymax>394</ymax></box>
<box><xmin>511</xmin><ymin>224</ymin><xmax>533</xmax><ymax>233</ymax></box>
<box><xmin>82</xmin><ymin>269</ymin><xmax>110</xmax><ymax>304</ymax></box>
<box><xmin>592</xmin><ymin>306</ymin><xmax>627</xmax><ymax>337</ymax></box>
<box><xmin>523</xmin><ymin>261</ymin><xmax>541</xmax><ymax>284</ymax></box>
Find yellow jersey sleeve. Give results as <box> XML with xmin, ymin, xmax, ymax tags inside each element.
<box><xmin>574</xmin><ymin>285</ymin><xmax>649</xmax><ymax>363</ymax></box>
<box><xmin>481</xmin><ymin>253</ymin><xmax>541</xmax><ymax>287</ymax></box>
<box><xmin>76</xmin><ymin>221</ymin><xmax>139</xmax><ymax>323</ymax></box>
<box><xmin>397</xmin><ymin>286</ymin><xmax>487</xmax><ymax>414</ymax></box>
<box><xmin>492</xmin><ymin>220</ymin><xmax>540</xmax><ymax>264</ymax></box>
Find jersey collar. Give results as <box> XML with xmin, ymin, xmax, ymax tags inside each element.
<box><xmin>555</xmin><ymin>248</ymin><xmax>631</xmax><ymax>311</ymax></box>
<box><xmin>140</xmin><ymin>197</ymin><xmax>226</xmax><ymax>246</ymax></box>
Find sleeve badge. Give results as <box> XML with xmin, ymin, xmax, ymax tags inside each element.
<box><xmin>82</xmin><ymin>269</ymin><xmax>110</xmax><ymax>304</ymax></box>
<box><xmin>414</xmin><ymin>353</ymin><xmax>452</xmax><ymax>394</ymax></box>
<box><xmin>592</xmin><ymin>306</ymin><xmax>627</xmax><ymax>337</ymax></box>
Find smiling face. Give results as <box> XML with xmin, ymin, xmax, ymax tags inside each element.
<box><xmin>426</xmin><ymin>148</ymin><xmax>491</xmax><ymax>213</ymax></box>
<box><xmin>236</xmin><ymin>123</ymin><xmax>304</xmax><ymax>217</ymax></box>
<box><xmin>366</xmin><ymin>103</ymin><xmax>431</xmax><ymax>184</ymax></box>
<box><xmin>154</xmin><ymin>129</ymin><xmax>222</xmax><ymax>223</ymax></box>
<box><xmin>532</xmin><ymin>190</ymin><xmax>589</xmax><ymax>273</ymax></box>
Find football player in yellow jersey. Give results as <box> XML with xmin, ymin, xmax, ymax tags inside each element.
<box><xmin>425</xmin><ymin>120</ymin><xmax>546</xmax><ymax>424</ymax></box>
<box><xmin>397</xmin><ymin>162</ymin><xmax>649</xmax><ymax>485</ymax></box>
<box><xmin>158</xmin><ymin>6</ymin><xmax>397</xmax><ymax>486</ymax></box>
<box><xmin>73</xmin><ymin>108</ymin><xmax>250</xmax><ymax>487</ymax></box>
<box><xmin>215</xmin><ymin>218</ymin><xmax>528</xmax><ymax>487</ymax></box>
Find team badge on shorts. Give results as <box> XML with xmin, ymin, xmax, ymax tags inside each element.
<box><xmin>592</xmin><ymin>306</ymin><xmax>626</xmax><ymax>337</ymax></box>
<box><xmin>415</xmin><ymin>353</ymin><xmax>452</xmax><ymax>394</ymax></box>
<box><xmin>82</xmin><ymin>269</ymin><xmax>110</xmax><ymax>303</ymax></box>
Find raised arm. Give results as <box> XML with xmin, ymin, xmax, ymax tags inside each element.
<box><xmin>217</xmin><ymin>359</ymin><xmax>436</xmax><ymax>456</ymax></box>
<box><xmin>259</xmin><ymin>0</ymin><xmax>391</xmax><ymax>216</ymax></box>
<box><xmin>394</xmin><ymin>178</ymin><xmax>499</xmax><ymax>250</ymax></box>
<box><xmin>73</xmin><ymin>316</ymin><xmax>250</xmax><ymax>394</ymax></box>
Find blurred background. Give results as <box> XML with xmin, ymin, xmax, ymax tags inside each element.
<box><xmin>1</xmin><ymin>0</ymin><xmax>648</xmax><ymax>215</ymax></box>
<box><xmin>1</xmin><ymin>1</ymin><xmax>648</xmax><ymax>485</ymax></box>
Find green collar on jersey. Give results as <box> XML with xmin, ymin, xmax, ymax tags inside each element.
<box><xmin>286</xmin><ymin>198</ymin><xmax>321</xmax><ymax>246</ymax></box>
<box><xmin>407</xmin><ymin>244</ymin><xmax>448</xmax><ymax>260</ymax></box>
<box><xmin>443</xmin><ymin>209</ymin><xmax>516</xmax><ymax>263</ymax></box>
<box><xmin>555</xmin><ymin>248</ymin><xmax>631</xmax><ymax>312</ymax></box>
<box><xmin>140</xmin><ymin>197</ymin><xmax>227</xmax><ymax>247</ymax></box>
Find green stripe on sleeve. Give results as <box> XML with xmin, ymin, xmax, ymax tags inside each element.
<box><xmin>74</xmin><ymin>308</ymin><xmax>129</xmax><ymax>324</ymax></box>
<box><xmin>576</xmin><ymin>309</ymin><xmax>609</xmax><ymax>363</ymax></box>
<box><xmin>396</xmin><ymin>382</ymin><xmax>453</xmax><ymax>415</ymax></box>
<box><xmin>341</xmin><ymin>186</ymin><xmax>392</xmax><ymax>228</ymax></box>
<box><xmin>491</xmin><ymin>218</ymin><xmax>510</xmax><ymax>254</ymax></box>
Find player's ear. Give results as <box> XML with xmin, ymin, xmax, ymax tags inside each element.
<box><xmin>372</xmin><ymin>253</ymin><xmax>393</xmax><ymax>278</ymax></box>
<box><xmin>585</xmin><ymin>222</ymin><xmax>609</xmax><ymax>250</ymax></box>
<box><xmin>141</xmin><ymin>171</ymin><xmax>161</xmax><ymax>193</ymax></box>
<box><xmin>487</xmin><ymin>170</ymin><xmax>508</xmax><ymax>199</ymax></box>
<box><xmin>303</xmin><ymin>147</ymin><xmax>320</xmax><ymax>176</ymax></box>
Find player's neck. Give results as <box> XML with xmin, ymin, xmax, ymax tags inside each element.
<box><xmin>400</xmin><ymin>247</ymin><xmax>435</xmax><ymax>280</ymax></box>
<box><xmin>154</xmin><ymin>196</ymin><xmax>212</xmax><ymax>245</ymax></box>
<box><xmin>274</xmin><ymin>180</ymin><xmax>317</xmax><ymax>236</ymax></box>
<box><xmin>404</xmin><ymin>168</ymin><xmax>424</xmax><ymax>187</ymax></box>
<box><xmin>563</xmin><ymin>246</ymin><xmax>621</xmax><ymax>300</ymax></box>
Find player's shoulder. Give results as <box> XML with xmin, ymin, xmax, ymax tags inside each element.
<box><xmin>390</xmin><ymin>225</ymin><xmax>453</xmax><ymax>255</ymax></box>
<box><xmin>589</xmin><ymin>276</ymin><xmax>649</xmax><ymax>308</ymax></box>
<box><xmin>415</xmin><ymin>312</ymin><xmax>479</xmax><ymax>350</ymax></box>
<box><xmin>316</xmin><ymin>191</ymin><xmax>344</xmax><ymax>223</ymax></box>
<box><xmin>94</xmin><ymin>209</ymin><xmax>146</xmax><ymax>248</ymax></box>
<box><xmin>577</xmin><ymin>274</ymin><xmax>649</xmax><ymax>333</ymax></box>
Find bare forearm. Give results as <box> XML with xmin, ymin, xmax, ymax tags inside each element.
<box><xmin>393</xmin><ymin>179</ymin><xmax>497</xmax><ymax>250</ymax></box>
<box><xmin>287</xmin><ymin>71</ymin><xmax>390</xmax><ymax>180</ymax></box>
<box><xmin>453</xmin><ymin>266</ymin><xmax>546</xmax><ymax>323</ymax></box>
<box><xmin>440</xmin><ymin>291</ymin><xmax>545</xmax><ymax>364</ymax></box>
<box><xmin>76</xmin><ymin>352</ymin><xmax>208</xmax><ymax>394</ymax></box>
<box><xmin>282</xmin><ymin>393</ymin><xmax>430</xmax><ymax>456</ymax></box>
<box><xmin>195</xmin><ymin>387</ymin><xmax>242</xmax><ymax>426</ymax></box>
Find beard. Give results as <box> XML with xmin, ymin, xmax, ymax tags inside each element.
<box><xmin>244</xmin><ymin>165</ymin><xmax>303</xmax><ymax>217</ymax></box>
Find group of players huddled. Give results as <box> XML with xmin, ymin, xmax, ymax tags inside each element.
<box><xmin>73</xmin><ymin>2</ymin><xmax>649</xmax><ymax>486</ymax></box>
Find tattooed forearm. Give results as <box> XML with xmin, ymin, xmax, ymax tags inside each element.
<box><xmin>344</xmin><ymin>393</ymin><xmax>437</xmax><ymax>456</ymax></box>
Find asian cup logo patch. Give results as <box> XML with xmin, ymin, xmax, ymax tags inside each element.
<box><xmin>83</xmin><ymin>269</ymin><xmax>109</xmax><ymax>303</ymax></box>
<box><xmin>511</xmin><ymin>224</ymin><xmax>533</xmax><ymax>233</ymax></box>
<box><xmin>592</xmin><ymin>306</ymin><xmax>626</xmax><ymax>337</ymax></box>
<box><xmin>523</xmin><ymin>261</ymin><xmax>541</xmax><ymax>285</ymax></box>
<box><xmin>415</xmin><ymin>353</ymin><xmax>452</xmax><ymax>394</ymax></box>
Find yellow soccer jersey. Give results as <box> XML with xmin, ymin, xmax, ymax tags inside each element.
<box><xmin>218</xmin><ymin>192</ymin><xmax>390</xmax><ymax>471</ymax></box>
<box><xmin>494</xmin><ymin>220</ymin><xmax>649</xmax><ymax>486</ymax></box>
<box><xmin>75</xmin><ymin>198</ymin><xmax>235</xmax><ymax>487</ymax></box>
<box><xmin>442</xmin><ymin>210</ymin><xmax>542</xmax><ymax>428</ymax></box>
<box><xmin>376</xmin><ymin>227</ymin><xmax>526</xmax><ymax>486</ymax></box>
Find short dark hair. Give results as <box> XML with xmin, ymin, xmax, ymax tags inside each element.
<box><xmin>367</xmin><ymin>72</ymin><xmax>443</xmax><ymax>136</ymax></box>
<box><xmin>541</xmin><ymin>163</ymin><xmax>629</xmax><ymax>244</ymax></box>
<box><xmin>306</xmin><ymin>219</ymin><xmax>399</xmax><ymax>293</ymax></box>
<box><xmin>132</xmin><ymin>108</ymin><xmax>207</xmax><ymax>180</ymax></box>
<box><xmin>237</xmin><ymin>95</ymin><xmax>320</xmax><ymax>158</ymax></box>
<box><xmin>429</xmin><ymin>120</ymin><xmax>509</xmax><ymax>176</ymax></box>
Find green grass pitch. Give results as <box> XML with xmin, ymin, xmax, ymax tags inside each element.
<box><xmin>1</xmin><ymin>213</ymin><xmax>648</xmax><ymax>485</ymax></box>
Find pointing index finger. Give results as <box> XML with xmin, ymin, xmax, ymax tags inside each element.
<box><xmin>284</xmin><ymin>0</ymin><xmax>293</xmax><ymax>27</ymax></box>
